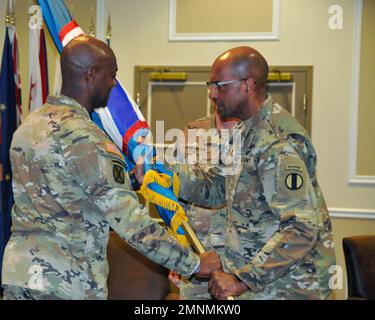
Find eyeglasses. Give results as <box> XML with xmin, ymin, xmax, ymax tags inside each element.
<box><xmin>206</xmin><ymin>78</ymin><xmax>247</xmax><ymax>91</ymax></box>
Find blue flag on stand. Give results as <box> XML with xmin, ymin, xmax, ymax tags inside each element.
<box><xmin>0</xmin><ymin>27</ymin><xmax>17</xmax><ymax>291</ymax></box>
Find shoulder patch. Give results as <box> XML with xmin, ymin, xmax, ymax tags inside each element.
<box><xmin>105</xmin><ymin>142</ymin><xmax>124</xmax><ymax>161</ymax></box>
<box><xmin>112</xmin><ymin>160</ymin><xmax>125</xmax><ymax>184</ymax></box>
<box><xmin>285</xmin><ymin>173</ymin><xmax>304</xmax><ymax>190</ymax></box>
<box><xmin>277</xmin><ymin>155</ymin><xmax>308</xmax><ymax>199</ymax></box>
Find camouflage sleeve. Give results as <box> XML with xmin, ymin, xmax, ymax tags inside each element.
<box><xmin>63</xmin><ymin>124</ymin><xmax>200</xmax><ymax>278</ymax></box>
<box><xmin>165</xmin><ymin>118</ymin><xmax>226</xmax><ymax>208</ymax></box>
<box><xmin>233</xmin><ymin>141</ymin><xmax>318</xmax><ymax>293</ymax></box>
<box><xmin>171</xmin><ymin>163</ymin><xmax>226</xmax><ymax>209</ymax></box>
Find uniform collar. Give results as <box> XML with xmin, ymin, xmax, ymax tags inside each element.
<box><xmin>46</xmin><ymin>95</ymin><xmax>90</xmax><ymax>118</ymax></box>
<box><xmin>238</xmin><ymin>93</ymin><xmax>273</xmax><ymax>131</ymax></box>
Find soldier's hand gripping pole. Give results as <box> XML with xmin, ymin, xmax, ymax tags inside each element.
<box><xmin>181</xmin><ymin>220</ymin><xmax>235</xmax><ymax>300</ymax></box>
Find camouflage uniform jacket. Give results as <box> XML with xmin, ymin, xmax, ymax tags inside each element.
<box><xmin>175</xmin><ymin>115</ymin><xmax>227</xmax><ymax>299</ymax></box>
<box><xmin>2</xmin><ymin>95</ymin><xmax>199</xmax><ymax>299</ymax></box>
<box><xmin>174</xmin><ymin>94</ymin><xmax>336</xmax><ymax>299</ymax></box>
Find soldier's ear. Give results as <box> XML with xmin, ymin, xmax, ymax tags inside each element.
<box><xmin>86</xmin><ymin>65</ymin><xmax>98</xmax><ymax>85</ymax></box>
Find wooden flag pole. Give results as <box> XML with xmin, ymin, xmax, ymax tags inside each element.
<box><xmin>181</xmin><ymin>220</ymin><xmax>235</xmax><ymax>300</ymax></box>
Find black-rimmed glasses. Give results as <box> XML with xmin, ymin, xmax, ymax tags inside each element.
<box><xmin>206</xmin><ymin>78</ymin><xmax>247</xmax><ymax>91</ymax></box>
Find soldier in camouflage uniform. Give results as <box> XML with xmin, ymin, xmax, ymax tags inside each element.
<box><xmin>172</xmin><ymin>46</ymin><xmax>336</xmax><ymax>300</ymax></box>
<box><xmin>168</xmin><ymin>112</ymin><xmax>238</xmax><ymax>300</ymax></box>
<box><xmin>1</xmin><ymin>36</ymin><xmax>221</xmax><ymax>300</ymax></box>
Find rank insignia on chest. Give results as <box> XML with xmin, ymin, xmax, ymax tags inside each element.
<box><xmin>285</xmin><ymin>173</ymin><xmax>304</xmax><ymax>190</ymax></box>
<box><xmin>113</xmin><ymin>160</ymin><xmax>125</xmax><ymax>184</ymax></box>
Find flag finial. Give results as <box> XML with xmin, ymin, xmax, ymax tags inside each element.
<box><xmin>89</xmin><ymin>6</ymin><xmax>95</xmax><ymax>37</ymax></box>
<box><xmin>9</xmin><ymin>0</ymin><xmax>16</xmax><ymax>26</ymax></box>
<box><xmin>69</xmin><ymin>3</ymin><xmax>74</xmax><ymax>19</ymax></box>
<box><xmin>5</xmin><ymin>0</ymin><xmax>11</xmax><ymax>25</ymax></box>
<box><xmin>136</xmin><ymin>92</ymin><xmax>140</xmax><ymax>107</ymax></box>
<box><xmin>106</xmin><ymin>13</ymin><xmax>112</xmax><ymax>45</ymax></box>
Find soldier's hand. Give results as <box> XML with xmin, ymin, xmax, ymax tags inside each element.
<box><xmin>168</xmin><ymin>271</ymin><xmax>181</xmax><ymax>288</ymax></box>
<box><xmin>196</xmin><ymin>251</ymin><xmax>222</xmax><ymax>278</ymax></box>
<box><xmin>134</xmin><ymin>156</ymin><xmax>145</xmax><ymax>185</ymax></box>
<box><xmin>208</xmin><ymin>271</ymin><xmax>247</xmax><ymax>300</ymax></box>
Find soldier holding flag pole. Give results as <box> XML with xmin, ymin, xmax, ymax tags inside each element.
<box><xmin>1</xmin><ymin>35</ymin><xmax>222</xmax><ymax>300</ymax></box>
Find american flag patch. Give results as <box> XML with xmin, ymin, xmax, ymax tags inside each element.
<box><xmin>105</xmin><ymin>142</ymin><xmax>124</xmax><ymax>160</ymax></box>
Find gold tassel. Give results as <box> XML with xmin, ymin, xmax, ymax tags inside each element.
<box><xmin>167</xmin><ymin>228</ymin><xmax>189</xmax><ymax>248</ymax></box>
<box><xmin>142</xmin><ymin>170</ymin><xmax>172</xmax><ymax>189</ymax></box>
<box><xmin>139</xmin><ymin>185</ymin><xmax>181</xmax><ymax>213</ymax></box>
<box><xmin>170</xmin><ymin>207</ymin><xmax>188</xmax><ymax>233</ymax></box>
<box><xmin>139</xmin><ymin>170</ymin><xmax>189</xmax><ymax>247</ymax></box>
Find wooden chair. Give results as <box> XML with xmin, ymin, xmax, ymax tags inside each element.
<box><xmin>343</xmin><ymin>235</ymin><xmax>375</xmax><ymax>300</ymax></box>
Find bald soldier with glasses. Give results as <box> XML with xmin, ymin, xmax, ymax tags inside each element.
<box><xmin>171</xmin><ymin>46</ymin><xmax>336</xmax><ymax>300</ymax></box>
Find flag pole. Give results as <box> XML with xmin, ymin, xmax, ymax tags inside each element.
<box><xmin>180</xmin><ymin>220</ymin><xmax>235</xmax><ymax>300</ymax></box>
<box><xmin>105</xmin><ymin>13</ymin><xmax>111</xmax><ymax>47</ymax></box>
<box><xmin>89</xmin><ymin>6</ymin><xmax>95</xmax><ymax>37</ymax></box>
<box><xmin>10</xmin><ymin>0</ymin><xmax>15</xmax><ymax>26</ymax></box>
<box><xmin>180</xmin><ymin>221</ymin><xmax>205</xmax><ymax>255</ymax></box>
<box><xmin>5</xmin><ymin>0</ymin><xmax>10</xmax><ymax>26</ymax></box>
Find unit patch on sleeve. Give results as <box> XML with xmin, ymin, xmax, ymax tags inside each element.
<box><xmin>285</xmin><ymin>173</ymin><xmax>304</xmax><ymax>190</ymax></box>
<box><xmin>277</xmin><ymin>155</ymin><xmax>308</xmax><ymax>199</ymax></box>
<box><xmin>112</xmin><ymin>160</ymin><xmax>125</xmax><ymax>184</ymax></box>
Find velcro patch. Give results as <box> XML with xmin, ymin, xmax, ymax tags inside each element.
<box><xmin>112</xmin><ymin>160</ymin><xmax>125</xmax><ymax>184</ymax></box>
<box><xmin>277</xmin><ymin>155</ymin><xmax>308</xmax><ymax>199</ymax></box>
<box><xmin>285</xmin><ymin>173</ymin><xmax>304</xmax><ymax>190</ymax></box>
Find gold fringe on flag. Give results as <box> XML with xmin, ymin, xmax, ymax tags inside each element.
<box><xmin>138</xmin><ymin>170</ymin><xmax>189</xmax><ymax>248</ymax></box>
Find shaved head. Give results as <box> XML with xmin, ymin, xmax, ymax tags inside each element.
<box><xmin>215</xmin><ymin>46</ymin><xmax>269</xmax><ymax>88</ymax></box>
<box><xmin>209</xmin><ymin>46</ymin><xmax>269</xmax><ymax>121</ymax></box>
<box><xmin>60</xmin><ymin>36</ymin><xmax>118</xmax><ymax>113</ymax></box>
<box><xmin>61</xmin><ymin>36</ymin><xmax>115</xmax><ymax>82</ymax></box>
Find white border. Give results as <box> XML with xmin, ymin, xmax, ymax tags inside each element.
<box><xmin>169</xmin><ymin>0</ymin><xmax>280</xmax><ymax>41</ymax></box>
<box><xmin>348</xmin><ymin>0</ymin><xmax>375</xmax><ymax>186</ymax></box>
<box><xmin>329</xmin><ymin>208</ymin><xmax>375</xmax><ymax>220</ymax></box>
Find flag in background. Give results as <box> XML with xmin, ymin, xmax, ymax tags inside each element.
<box><xmin>0</xmin><ymin>25</ymin><xmax>19</xmax><ymax>292</ymax></box>
<box><xmin>105</xmin><ymin>13</ymin><xmax>111</xmax><ymax>47</ymax></box>
<box><xmin>29</xmin><ymin>21</ymin><xmax>49</xmax><ymax>112</ymax></box>
<box><xmin>8</xmin><ymin>24</ymin><xmax>22</xmax><ymax>127</ymax></box>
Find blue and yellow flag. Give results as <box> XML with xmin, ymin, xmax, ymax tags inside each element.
<box><xmin>0</xmin><ymin>26</ymin><xmax>18</xmax><ymax>291</ymax></box>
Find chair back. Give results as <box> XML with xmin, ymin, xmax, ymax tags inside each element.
<box><xmin>343</xmin><ymin>235</ymin><xmax>375</xmax><ymax>300</ymax></box>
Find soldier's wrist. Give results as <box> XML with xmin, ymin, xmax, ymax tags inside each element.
<box><xmin>129</xmin><ymin>169</ymin><xmax>141</xmax><ymax>191</ymax></box>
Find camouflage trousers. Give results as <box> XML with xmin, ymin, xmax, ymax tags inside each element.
<box><xmin>2</xmin><ymin>285</ymin><xmax>64</xmax><ymax>300</ymax></box>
